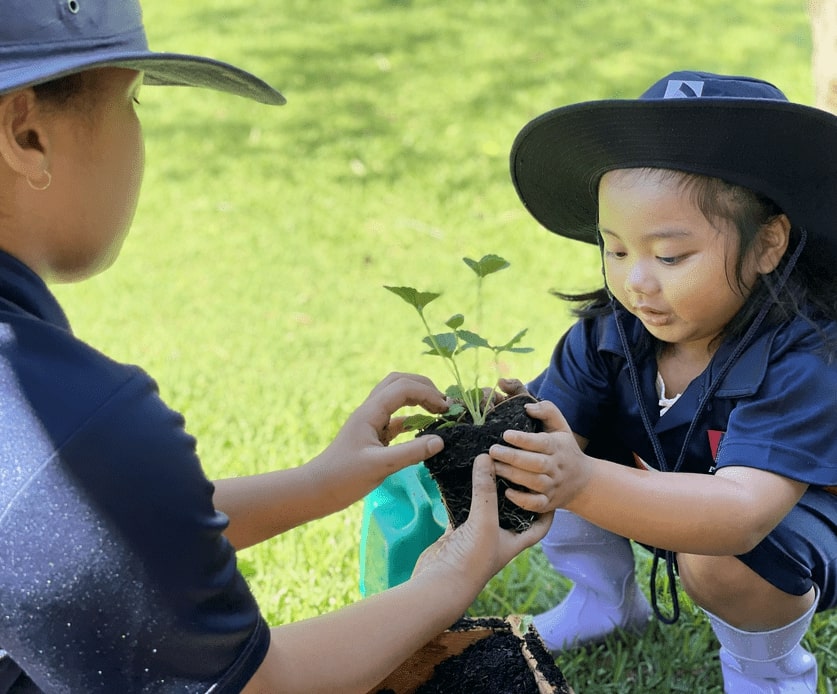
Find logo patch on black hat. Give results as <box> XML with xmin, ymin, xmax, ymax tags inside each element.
<box><xmin>664</xmin><ymin>80</ymin><xmax>704</xmax><ymax>98</ymax></box>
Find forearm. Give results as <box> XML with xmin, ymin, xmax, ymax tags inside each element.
<box><xmin>246</xmin><ymin>573</ymin><xmax>474</xmax><ymax>694</ymax></box>
<box><xmin>213</xmin><ymin>454</ymin><xmax>381</xmax><ymax>550</ymax></box>
<box><xmin>212</xmin><ymin>466</ymin><xmax>326</xmax><ymax>550</ymax></box>
<box><xmin>567</xmin><ymin>458</ymin><xmax>806</xmax><ymax>555</ymax></box>
<box><xmin>241</xmin><ymin>453</ymin><xmax>550</xmax><ymax>693</ymax></box>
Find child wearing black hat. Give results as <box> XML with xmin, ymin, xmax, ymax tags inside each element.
<box><xmin>491</xmin><ymin>71</ymin><xmax>837</xmax><ymax>691</ymax></box>
<box><xmin>0</xmin><ymin>2</ymin><xmax>551</xmax><ymax>692</ymax></box>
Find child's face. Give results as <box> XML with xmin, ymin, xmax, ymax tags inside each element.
<box><xmin>37</xmin><ymin>68</ymin><xmax>145</xmax><ymax>282</ymax></box>
<box><xmin>598</xmin><ymin>168</ymin><xmax>760</xmax><ymax>357</ymax></box>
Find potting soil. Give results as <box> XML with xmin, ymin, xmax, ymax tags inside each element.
<box><xmin>421</xmin><ymin>395</ymin><xmax>542</xmax><ymax>532</ymax></box>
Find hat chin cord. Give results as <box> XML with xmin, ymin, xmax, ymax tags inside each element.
<box><xmin>599</xmin><ymin>227</ymin><xmax>808</xmax><ymax>624</ymax></box>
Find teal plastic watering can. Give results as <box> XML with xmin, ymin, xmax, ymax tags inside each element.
<box><xmin>359</xmin><ymin>462</ymin><xmax>448</xmax><ymax>596</ymax></box>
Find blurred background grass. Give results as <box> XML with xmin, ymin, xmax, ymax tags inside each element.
<box><xmin>52</xmin><ymin>1</ymin><xmax>832</xmax><ymax>690</ymax></box>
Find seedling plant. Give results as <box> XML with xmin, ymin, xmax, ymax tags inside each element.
<box><xmin>384</xmin><ymin>254</ymin><xmax>533</xmax><ymax>430</ymax></box>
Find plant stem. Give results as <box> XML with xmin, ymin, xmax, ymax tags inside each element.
<box><xmin>418</xmin><ymin>310</ymin><xmax>467</xmax><ymax>394</ymax></box>
<box><xmin>417</xmin><ymin>309</ymin><xmax>488</xmax><ymax>424</ymax></box>
<box><xmin>474</xmin><ymin>275</ymin><xmax>483</xmax><ymax>394</ymax></box>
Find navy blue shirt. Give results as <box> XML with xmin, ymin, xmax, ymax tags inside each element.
<box><xmin>530</xmin><ymin>308</ymin><xmax>837</xmax><ymax>487</ymax></box>
<box><xmin>0</xmin><ymin>252</ymin><xmax>269</xmax><ymax>693</ymax></box>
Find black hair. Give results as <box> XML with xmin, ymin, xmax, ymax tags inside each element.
<box><xmin>31</xmin><ymin>72</ymin><xmax>90</xmax><ymax>108</ymax></box>
<box><xmin>553</xmin><ymin>169</ymin><xmax>837</xmax><ymax>359</ymax></box>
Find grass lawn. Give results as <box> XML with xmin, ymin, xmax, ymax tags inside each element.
<box><xmin>53</xmin><ymin>0</ymin><xmax>834</xmax><ymax>691</ymax></box>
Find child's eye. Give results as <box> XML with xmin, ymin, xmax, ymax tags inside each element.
<box><xmin>604</xmin><ymin>249</ymin><xmax>627</xmax><ymax>259</ymax></box>
<box><xmin>657</xmin><ymin>255</ymin><xmax>684</xmax><ymax>265</ymax></box>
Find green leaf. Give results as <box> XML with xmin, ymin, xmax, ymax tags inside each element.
<box><xmin>383</xmin><ymin>285</ymin><xmax>441</xmax><ymax>311</ymax></box>
<box><xmin>402</xmin><ymin>413</ymin><xmax>439</xmax><ymax>431</ymax></box>
<box><xmin>463</xmin><ymin>254</ymin><xmax>510</xmax><ymax>278</ymax></box>
<box><xmin>444</xmin><ymin>402</ymin><xmax>466</xmax><ymax>418</ymax></box>
<box><xmin>456</xmin><ymin>329</ymin><xmax>491</xmax><ymax>350</ymax></box>
<box><xmin>422</xmin><ymin>332</ymin><xmax>457</xmax><ymax>357</ymax></box>
<box><xmin>494</xmin><ymin>328</ymin><xmax>533</xmax><ymax>353</ymax></box>
<box><xmin>445</xmin><ymin>313</ymin><xmax>465</xmax><ymax>330</ymax></box>
<box><xmin>401</xmin><ymin>402</ymin><xmax>466</xmax><ymax>431</ymax></box>
<box><xmin>445</xmin><ymin>384</ymin><xmax>464</xmax><ymax>401</ymax></box>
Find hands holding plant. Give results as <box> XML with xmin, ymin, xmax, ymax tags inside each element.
<box><xmin>412</xmin><ymin>453</ymin><xmax>552</xmax><ymax>599</ymax></box>
<box><xmin>385</xmin><ymin>255</ymin><xmax>533</xmax><ymax>430</ymax></box>
<box><xmin>318</xmin><ymin>372</ymin><xmax>449</xmax><ymax>497</ymax></box>
<box><xmin>489</xmin><ymin>399</ymin><xmax>593</xmax><ymax>514</ymax></box>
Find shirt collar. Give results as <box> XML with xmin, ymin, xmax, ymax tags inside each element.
<box><xmin>0</xmin><ymin>250</ymin><xmax>71</xmax><ymax>331</ymax></box>
<box><xmin>597</xmin><ymin>305</ymin><xmax>779</xmax><ymax>399</ymax></box>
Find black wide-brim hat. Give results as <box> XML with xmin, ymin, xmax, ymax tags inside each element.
<box><xmin>0</xmin><ymin>0</ymin><xmax>284</xmax><ymax>105</ymax></box>
<box><xmin>510</xmin><ymin>71</ymin><xmax>837</xmax><ymax>263</ymax></box>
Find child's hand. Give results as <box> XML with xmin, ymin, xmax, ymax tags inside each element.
<box><xmin>489</xmin><ymin>400</ymin><xmax>591</xmax><ymax>513</ymax></box>
<box><xmin>479</xmin><ymin>377</ymin><xmax>532</xmax><ymax>411</ymax></box>
<box><xmin>412</xmin><ymin>454</ymin><xmax>551</xmax><ymax>595</ymax></box>
<box><xmin>319</xmin><ymin>372</ymin><xmax>448</xmax><ymax>489</ymax></box>
<box><xmin>497</xmin><ymin>378</ymin><xmax>531</xmax><ymax>398</ymax></box>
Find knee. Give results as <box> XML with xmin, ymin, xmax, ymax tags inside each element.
<box><xmin>678</xmin><ymin>553</ymin><xmax>818</xmax><ymax>631</ymax></box>
<box><xmin>677</xmin><ymin>553</ymin><xmax>755</xmax><ymax>613</ymax></box>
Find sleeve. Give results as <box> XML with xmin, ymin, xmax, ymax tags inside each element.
<box><xmin>529</xmin><ymin>317</ymin><xmax>620</xmax><ymax>440</ymax></box>
<box><xmin>715</xmin><ymin>343</ymin><xmax>837</xmax><ymax>487</ymax></box>
<box><xmin>0</xmin><ymin>371</ymin><xmax>270</xmax><ymax>693</ymax></box>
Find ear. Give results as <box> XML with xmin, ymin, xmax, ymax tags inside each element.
<box><xmin>753</xmin><ymin>213</ymin><xmax>791</xmax><ymax>275</ymax></box>
<box><xmin>0</xmin><ymin>90</ymin><xmax>51</xmax><ymax>183</ymax></box>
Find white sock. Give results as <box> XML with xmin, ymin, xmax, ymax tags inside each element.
<box><xmin>702</xmin><ymin>587</ymin><xmax>818</xmax><ymax>693</ymax></box>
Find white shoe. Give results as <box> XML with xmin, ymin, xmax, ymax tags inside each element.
<box><xmin>534</xmin><ymin>572</ymin><xmax>652</xmax><ymax>651</ymax></box>
<box><xmin>718</xmin><ymin>646</ymin><xmax>817</xmax><ymax>693</ymax></box>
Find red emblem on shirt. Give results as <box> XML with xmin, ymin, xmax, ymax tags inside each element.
<box><xmin>707</xmin><ymin>430</ymin><xmax>724</xmax><ymax>462</ymax></box>
<box><xmin>633</xmin><ymin>429</ymin><xmax>726</xmax><ymax>472</ymax></box>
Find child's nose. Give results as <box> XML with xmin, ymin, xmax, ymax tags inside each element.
<box><xmin>624</xmin><ymin>260</ymin><xmax>657</xmax><ymax>295</ymax></box>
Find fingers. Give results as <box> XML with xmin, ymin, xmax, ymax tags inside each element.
<box><xmin>491</xmin><ymin>431</ymin><xmax>566</xmax><ymax>502</ymax></box>
<box><xmin>513</xmin><ymin>508</ymin><xmax>553</xmax><ymax>547</ymax></box>
<box><xmin>520</xmin><ymin>399</ymin><xmax>571</xmax><ymax>433</ymax></box>
<box><xmin>414</xmin><ymin>455</ymin><xmax>552</xmax><ymax>585</ymax></box>
<box><xmin>471</xmin><ymin>454</ymin><xmax>549</xmax><ymax>547</ymax></box>
<box><xmin>412</xmin><ymin>455</ymin><xmax>500</xmax><ymax>586</ymax></box>
<box><xmin>353</xmin><ymin>373</ymin><xmax>447</xmax><ymax>437</ymax></box>
<box><xmin>467</xmin><ymin>454</ymin><xmax>500</xmax><ymax>528</ymax></box>
<box><xmin>495</xmin><ymin>460</ymin><xmax>555</xmax><ymax>514</ymax></box>
<box><xmin>490</xmin><ymin>425</ymin><xmax>567</xmax><ymax>512</ymax></box>
<box><xmin>490</xmin><ymin>433</ymin><xmax>555</xmax><ymax>472</ymax></box>
<box><xmin>365</xmin><ymin>372</ymin><xmax>448</xmax><ymax>417</ymax></box>
<box><xmin>382</xmin><ymin>415</ymin><xmax>409</xmax><ymax>444</ymax></box>
<box><xmin>497</xmin><ymin>378</ymin><xmax>529</xmax><ymax>398</ymax></box>
<box><xmin>504</xmin><ymin>486</ymin><xmax>552</xmax><ymax>515</ymax></box>
<box><xmin>372</xmin><ymin>434</ymin><xmax>444</xmax><ymax>473</ymax></box>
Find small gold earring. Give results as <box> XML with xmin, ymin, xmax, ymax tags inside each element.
<box><xmin>27</xmin><ymin>170</ymin><xmax>52</xmax><ymax>191</ymax></box>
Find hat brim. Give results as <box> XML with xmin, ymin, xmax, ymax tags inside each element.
<box><xmin>0</xmin><ymin>51</ymin><xmax>285</xmax><ymax>105</ymax></box>
<box><xmin>510</xmin><ymin>99</ymin><xmax>837</xmax><ymax>262</ymax></box>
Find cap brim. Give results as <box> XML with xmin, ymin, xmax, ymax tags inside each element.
<box><xmin>0</xmin><ymin>51</ymin><xmax>285</xmax><ymax>105</ymax></box>
<box><xmin>510</xmin><ymin>98</ymin><xmax>837</xmax><ymax>261</ymax></box>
